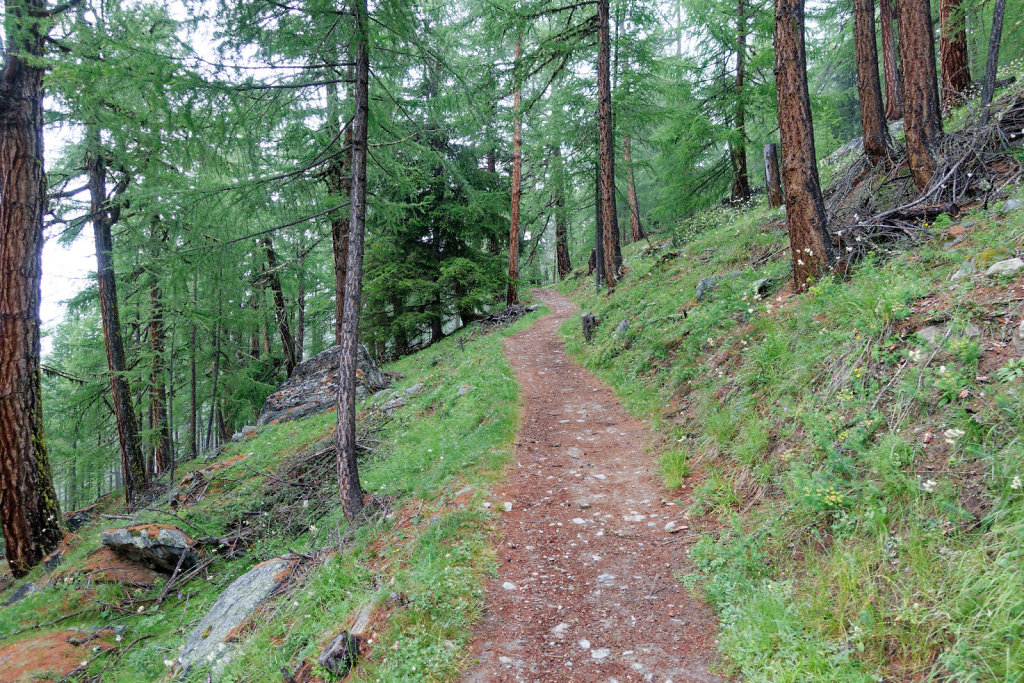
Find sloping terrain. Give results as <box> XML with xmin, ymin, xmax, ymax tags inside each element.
<box><xmin>557</xmin><ymin>190</ymin><xmax>1024</xmax><ymax>680</ymax></box>
<box><xmin>0</xmin><ymin>309</ymin><xmax>543</xmax><ymax>682</ymax></box>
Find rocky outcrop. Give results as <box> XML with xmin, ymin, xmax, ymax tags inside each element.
<box><xmin>257</xmin><ymin>344</ymin><xmax>389</xmax><ymax>426</ymax></box>
<box><xmin>177</xmin><ymin>556</ymin><xmax>295</xmax><ymax>675</ymax></box>
<box><xmin>101</xmin><ymin>525</ymin><xmax>200</xmax><ymax>573</ymax></box>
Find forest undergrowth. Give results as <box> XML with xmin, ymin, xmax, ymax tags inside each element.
<box><xmin>558</xmin><ymin>124</ymin><xmax>1024</xmax><ymax>679</ymax></box>
<box><xmin>0</xmin><ymin>308</ymin><xmax>543</xmax><ymax>682</ymax></box>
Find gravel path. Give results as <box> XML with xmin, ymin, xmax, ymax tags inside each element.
<box><xmin>464</xmin><ymin>289</ymin><xmax>721</xmax><ymax>682</ymax></box>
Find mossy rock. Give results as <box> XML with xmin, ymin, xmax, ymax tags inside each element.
<box><xmin>977</xmin><ymin>246</ymin><xmax>1009</xmax><ymax>266</ymax></box>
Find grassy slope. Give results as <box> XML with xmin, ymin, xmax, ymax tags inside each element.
<box><xmin>557</xmin><ymin>196</ymin><xmax>1024</xmax><ymax>681</ymax></box>
<box><xmin>0</xmin><ymin>307</ymin><xmax>544</xmax><ymax>682</ymax></box>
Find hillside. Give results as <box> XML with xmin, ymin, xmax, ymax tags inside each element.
<box><xmin>0</xmin><ymin>310</ymin><xmax>542</xmax><ymax>681</ymax></box>
<box><xmin>557</xmin><ymin>190</ymin><xmax>1024</xmax><ymax>680</ymax></box>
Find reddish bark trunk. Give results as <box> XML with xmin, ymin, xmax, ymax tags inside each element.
<box><xmin>774</xmin><ymin>0</ymin><xmax>837</xmax><ymax>292</ymax></box>
<box><xmin>149</xmin><ymin>279</ymin><xmax>172</xmax><ymax>476</ymax></box>
<box><xmin>897</xmin><ymin>0</ymin><xmax>943</xmax><ymax>189</ymax></box>
<box><xmin>853</xmin><ymin>0</ymin><xmax>893</xmax><ymax>164</ymax></box>
<box><xmin>597</xmin><ymin>0</ymin><xmax>619</xmax><ymax>288</ymax></box>
<box><xmin>624</xmin><ymin>135</ymin><xmax>646</xmax><ymax>241</ymax></box>
<box><xmin>326</xmin><ymin>77</ymin><xmax>353</xmax><ymax>347</ymax></box>
<box><xmin>0</xmin><ymin>0</ymin><xmax>64</xmax><ymax>575</ymax></box>
<box><xmin>879</xmin><ymin>0</ymin><xmax>904</xmax><ymax>120</ymax></box>
<box><xmin>508</xmin><ymin>41</ymin><xmax>523</xmax><ymax>305</ymax></box>
<box><xmin>553</xmin><ymin>145</ymin><xmax>572</xmax><ymax>279</ymax></box>
<box><xmin>939</xmin><ymin>0</ymin><xmax>971</xmax><ymax>111</ymax></box>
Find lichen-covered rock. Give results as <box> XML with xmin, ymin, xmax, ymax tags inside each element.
<box><xmin>257</xmin><ymin>344</ymin><xmax>388</xmax><ymax>426</ymax></box>
<box><xmin>177</xmin><ymin>557</ymin><xmax>294</xmax><ymax>675</ymax></box>
<box><xmin>101</xmin><ymin>525</ymin><xmax>200</xmax><ymax>573</ymax></box>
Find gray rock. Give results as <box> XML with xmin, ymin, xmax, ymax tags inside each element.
<box><xmin>318</xmin><ymin>633</ymin><xmax>361</xmax><ymax>676</ymax></box>
<box><xmin>696</xmin><ymin>272</ymin><xmax>742</xmax><ymax>301</ymax></box>
<box><xmin>403</xmin><ymin>383</ymin><xmax>424</xmax><ymax>397</ymax></box>
<box><xmin>950</xmin><ymin>259</ymin><xmax>975</xmax><ymax>280</ymax></box>
<box><xmin>613</xmin><ymin>319</ymin><xmax>630</xmax><ymax>337</ymax></box>
<box><xmin>916</xmin><ymin>325</ymin><xmax>947</xmax><ymax>347</ymax></box>
<box><xmin>257</xmin><ymin>345</ymin><xmax>389</xmax><ymax>426</ymax></box>
<box><xmin>381</xmin><ymin>397</ymin><xmax>406</xmax><ymax>413</ymax></box>
<box><xmin>457</xmin><ymin>384</ymin><xmax>472</xmax><ymax>396</ymax></box>
<box><xmin>178</xmin><ymin>557</ymin><xmax>293</xmax><ymax>674</ymax></box>
<box><xmin>3</xmin><ymin>581</ymin><xmax>39</xmax><ymax>606</ymax></box>
<box><xmin>986</xmin><ymin>258</ymin><xmax>1024</xmax><ymax>277</ymax></box>
<box><xmin>1002</xmin><ymin>198</ymin><xmax>1023</xmax><ymax>213</ymax></box>
<box><xmin>102</xmin><ymin>525</ymin><xmax>200</xmax><ymax>573</ymax></box>
<box><xmin>962</xmin><ymin>324</ymin><xmax>983</xmax><ymax>339</ymax></box>
<box><xmin>230</xmin><ymin>425</ymin><xmax>257</xmax><ymax>442</ymax></box>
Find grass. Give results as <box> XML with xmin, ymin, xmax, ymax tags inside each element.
<box><xmin>556</xmin><ymin>185</ymin><xmax>1024</xmax><ymax>680</ymax></box>
<box><xmin>0</xmin><ymin>305</ymin><xmax>546</xmax><ymax>682</ymax></box>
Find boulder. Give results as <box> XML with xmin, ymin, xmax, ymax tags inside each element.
<box><xmin>3</xmin><ymin>581</ymin><xmax>39</xmax><ymax>606</ymax></box>
<box><xmin>257</xmin><ymin>344</ymin><xmax>389</xmax><ymax>426</ymax></box>
<box><xmin>1002</xmin><ymin>198</ymin><xmax>1023</xmax><ymax>213</ymax></box>
<box><xmin>916</xmin><ymin>325</ymin><xmax>946</xmax><ymax>347</ymax></box>
<box><xmin>177</xmin><ymin>556</ymin><xmax>294</xmax><ymax>675</ymax></box>
<box><xmin>985</xmin><ymin>258</ymin><xmax>1024</xmax><ymax>278</ymax></box>
<box><xmin>613</xmin><ymin>319</ymin><xmax>630</xmax><ymax>337</ymax></box>
<box><xmin>696</xmin><ymin>272</ymin><xmax>742</xmax><ymax>301</ymax></box>
<box><xmin>230</xmin><ymin>425</ymin><xmax>257</xmax><ymax>442</ymax></box>
<box><xmin>101</xmin><ymin>525</ymin><xmax>200</xmax><ymax>573</ymax></box>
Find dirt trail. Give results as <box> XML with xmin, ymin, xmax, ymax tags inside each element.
<box><xmin>465</xmin><ymin>290</ymin><xmax>720</xmax><ymax>682</ymax></box>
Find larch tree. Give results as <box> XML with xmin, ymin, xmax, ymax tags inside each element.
<box><xmin>939</xmin><ymin>0</ymin><xmax>970</xmax><ymax>111</ymax></box>
<box><xmin>336</xmin><ymin>0</ymin><xmax>370</xmax><ymax>522</ymax></box>
<box><xmin>0</xmin><ymin>0</ymin><xmax>64</xmax><ymax>577</ymax></box>
<box><xmin>980</xmin><ymin>0</ymin><xmax>1007</xmax><ymax>124</ymax></box>
<box><xmin>774</xmin><ymin>0</ymin><xmax>836</xmax><ymax>292</ymax></box>
<box><xmin>84</xmin><ymin>129</ymin><xmax>150</xmax><ymax>501</ymax></box>
<box><xmin>507</xmin><ymin>40</ymin><xmax>523</xmax><ymax>306</ymax></box>
<box><xmin>553</xmin><ymin>143</ymin><xmax>573</xmax><ymax>279</ymax></box>
<box><xmin>853</xmin><ymin>0</ymin><xmax>892</xmax><ymax>165</ymax></box>
<box><xmin>623</xmin><ymin>135</ymin><xmax>646</xmax><ymax>240</ymax></box>
<box><xmin>730</xmin><ymin>0</ymin><xmax>750</xmax><ymax>202</ymax></box>
<box><xmin>597</xmin><ymin>0</ymin><xmax>618</xmax><ymax>288</ymax></box>
<box><xmin>896</xmin><ymin>0</ymin><xmax>943</xmax><ymax>189</ymax></box>
<box><xmin>879</xmin><ymin>0</ymin><xmax>903</xmax><ymax>120</ymax></box>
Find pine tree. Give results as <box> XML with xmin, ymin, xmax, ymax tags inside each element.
<box><xmin>897</xmin><ymin>0</ymin><xmax>943</xmax><ymax>189</ymax></box>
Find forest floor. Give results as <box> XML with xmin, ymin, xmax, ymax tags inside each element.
<box><xmin>465</xmin><ymin>289</ymin><xmax>721</xmax><ymax>682</ymax></box>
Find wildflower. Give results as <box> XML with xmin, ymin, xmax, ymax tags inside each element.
<box><xmin>164</xmin><ymin>659</ymin><xmax>175</xmax><ymax>667</ymax></box>
<box><xmin>943</xmin><ymin>428</ymin><xmax>965</xmax><ymax>439</ymax></box>
<box><xmin>309</xmin><ymin>524</ymin><xmax>318</xmax><ymax>533</ymax></box>
<box><xmin>797</xmin><ymin>259</ymin><xmax>805</xmax><ymax>266</ymax></box>
<box><xmin>1012</xmin><ymin>476</ymin><xmax>1022</xmax><ymax>490</ymax></box>
<box><xmin>921</xmin><ymin>479</ymin><xmax>938</xmax><ymax>493</ymax></box>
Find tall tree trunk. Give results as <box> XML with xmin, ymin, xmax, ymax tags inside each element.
<box><xmin>0</xmin><ymin>0</ymin><xmax>64</xmax><ymax>576</ymax></box>
<box><xmin>336</xmin><ymin>0</ymin><xmax>369</xmax><ymax>522</ymax></box>
<box><xmin>326</xmin><ymin>77</ymin><xmax>353</xmax><ymax>347</ymax></box>
<box><xmin>623</xmin><ymin>135</ymin><xmax>646</xmax><ymax>241</ymax></box>
<box><xmin>879</xmin><ymin>0</ymin><xmax>904</xmax><ymax>120</ymax></box>
<box><xmin>205</xmin><ymin>289</ymin><xmax>223</xmax><ymax>453</ymax></box>
<box><xmin>507</xmin><ymin>41</ymin><xmax>523</xmax><ymax>306</ymax></box>
<box><xmin>980</xmin><ymin>0</ymin><xmax>1006</xmax><ymax>124</ymax></box>
<box><xmin>187</xmin><ymin>274</ymin><xmax>198</xmax><ymax>461</ymax></box>
<box><xmin>553</xmin><ymin>145</ymin><xmax>572</xmax><ymax>279</ymax></box>
<box><xmin>486</xmin><ymin>151</ymin><xmax>501</xmax><ymax>256</ymax></box>
<box><xmin>296</xmin><ymin>242</ymin><xmax>306</xmax><ymax>362</ymax></box>
<box><xmin>764</xmin><ymin>143</ymin><xmax>784</xmax><ymax>207</ymax></box>
<box><xmin>597</xmin><ymin>0</ymin><xmax>619</xmax><ymax>288</ymax></box>
<box><xmin>85</xmin><ymin>128</ymin><xmax>148</xmax><ymax>503</ymax></box>
<box><xmin>939</xmin><ymin>0</ymin><xmax>970</xmax><ymax>110</ymax></box>
<box><xmin>854</xmin><ymin>0</ymin><xmax>893</xmax><ymax>164</ymax></box>
<box><xmin>774</xmin><ymin>0</ymin><xmax>837</xmax><ymax>292</ymax></box>
<box><xmin>897</xmin><ymin>0</ymin><xmax>943</xmax><ymax>189</ymax></box>
<box><xmin>148</xmin><ymin>278</ymin><xmax>172</xmax><ymax>476</ymax></box>
<box><xmin>731</xmin><ymin>0</ymin><xmax>751</xmax><ymax>201</ymax></box>
<box><xmin>593</xmin><ymin>160</ymin><xmax>604</xmax><ymax>290</ymax></box>
<box><xmin>263</xmin><ymin>236</ymin><xmax>296</xmax><ymax>376</ymax></box>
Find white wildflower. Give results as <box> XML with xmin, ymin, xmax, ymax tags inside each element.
<box><xmin>1012</xmin><ymin>476</ymin><xmax>1022</xmax><ymax>490</ymax></box>
<box><xmin>922</xmin><ymin>479</ymin><xmax>938</xmax><ymax>493</ymax></box>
